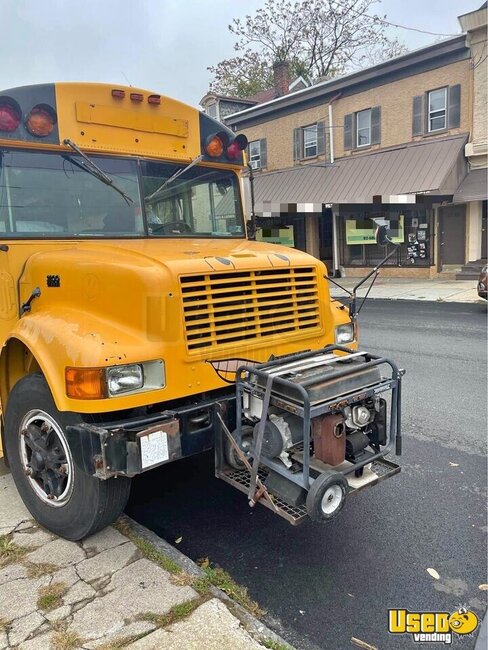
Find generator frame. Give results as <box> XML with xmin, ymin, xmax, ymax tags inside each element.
<box><xmin>215</xmin><ymin>344</ymin><xmax>404</xmax><ymax>525</ymax></box>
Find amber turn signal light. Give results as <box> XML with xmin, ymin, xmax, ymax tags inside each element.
<box><xmin>25</xmin><ymin>105</ymin><xmax>56</xmax><ymax>137</ymax></box>
<box><xmin>66</xmin><ymin>367</ymin><xmax>107</xmax><ymax>399</ymax></box>
<box><xmin>205</xmin><ymin>133</ymin><xmax>225</xmax><ymax>158</ymax></box>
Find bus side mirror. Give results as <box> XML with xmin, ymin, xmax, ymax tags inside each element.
<box><xmin>246</xmin><ymin>219</ymin><xmax>256</xmax><ymax>240</ymax></box>
<box><xmin>375</xmin><ymin>225</ymin><xmax>393</xmax><ymax>246</ymax></box>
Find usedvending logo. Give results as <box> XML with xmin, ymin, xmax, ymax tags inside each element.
<box><xmin>388</xmin><ymin>607</ymin><xmax>479</xmax><ymax>644</ymax></box>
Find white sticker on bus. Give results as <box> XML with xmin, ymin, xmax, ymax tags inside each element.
<box><xmin>140</xmin><ymin>430</ymin><xmax>169</xmax><ymax>469</ymax></box>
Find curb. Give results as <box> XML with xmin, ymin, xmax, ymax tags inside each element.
<box><xmin>119</xmin><ymin>514</ymin><xmax>296</xmax><ymax>650</ymax></box>
<box><xmin>331</xmin><ymin>295</ymin><xmax>486</xmax><ymax>305</ymax></box>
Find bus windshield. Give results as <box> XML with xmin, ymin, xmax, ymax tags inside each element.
<box><xmin>0</xmin><ymin>150</ymin><xmax>143</xmax><ymax>237</ymax></box>
<box><xmin>0</xmin><ymin>150</ymin><xmax>245</xmax><ymax>239</ymax></box>
<box><xmin>141</xmin><ymin>161</ymin><xmax>244</xmax><ymax>238</ymax></box>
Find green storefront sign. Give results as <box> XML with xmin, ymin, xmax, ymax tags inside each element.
<box><xmin>257</xmin><ymin>227</ymin><xmax>295</xmax><ymax>247</ymax></box>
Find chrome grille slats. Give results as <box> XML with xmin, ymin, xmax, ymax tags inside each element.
<box><xmin>180</xmin><ymin>267</ymin><xmax>321</xmax><ymax>352</ymax></box>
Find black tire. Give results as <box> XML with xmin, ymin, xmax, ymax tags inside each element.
<box><xmin>224</xmin><ymin>425</ymin><xmax>254</xmax><ymax>470</ymax></box>
<box><xmin>4</xmin><ymin>373</ymin><xmax>131</xmax><ymax>541</ymax></box>
<box><xmin>306</xmin><ymin>470</ymin><xmax>347</xmax><ymax>524</ymax></box>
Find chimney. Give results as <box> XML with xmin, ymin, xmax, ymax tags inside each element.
<box><xmin>273</xmin><ymin>61</ymin><xmax>290</xmax><ymax>96</ymax></box>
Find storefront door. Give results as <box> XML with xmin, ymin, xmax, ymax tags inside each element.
<box><xmin>439</xmin><ymin>205</ymin><xmax>466</xmax><ymax>266</ymax></box>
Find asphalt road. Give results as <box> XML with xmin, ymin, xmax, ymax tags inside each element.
<box><xmin>127</xmin><ymin>300</ymin><xmax>487</xmax><ymax>650</ymax></box>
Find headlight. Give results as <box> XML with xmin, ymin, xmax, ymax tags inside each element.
<box><xmin>107</xmin><ymin>364</ymin><xmax>144</xmax><ymax>396</ymax></box>
<box><xmin>66</xmin><ymin>360</ymin><xmax>165</xmax><ymax>399</ymax></box>
<box><xmin>335</xmin><ymin>323</ymin><xmax>355</xmax><ymax>344</ymax></box>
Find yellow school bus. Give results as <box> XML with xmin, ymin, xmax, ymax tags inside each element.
<box><xmin>0</xmin><ymin>83</ymin><xmax>402</xmax><ymax>540</ymax></box>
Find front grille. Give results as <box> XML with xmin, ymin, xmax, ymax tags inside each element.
<box><xmin>180</xmin><ymin>267</ymin><xmax>321</xmax><ymax>352</ymax></box>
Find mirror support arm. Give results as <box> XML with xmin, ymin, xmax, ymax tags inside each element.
<box><xmin>349</xmin><ymin>245</ymin><xmax>399</xmax><ymax>319</ymax></box>
<box><xmin>246</xmin><ymin>163</ymin><xmax>256</xmax><ymax>240</ymax></box>
<box><xmin>353</xmin><ymin>245</ymin><xmax>399</xmax><ymax>294</ymax></box>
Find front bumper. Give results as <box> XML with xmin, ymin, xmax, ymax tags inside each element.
<box><xmin>66</xmin><ymin>396</ymin><xmax>235</xmax><ymax>479</ymax></box>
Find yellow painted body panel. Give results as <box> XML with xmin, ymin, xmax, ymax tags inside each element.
<box><xmin>0</xmin><ymin>82</ymin><xmax>355</xmax><ymax>430</ymax></box>
<box><xmin>55</xmin><ymin>83</ymin><xmax>201</xmax><ymax>161</ymax></box>
<box><xmin>0</xmin><ymin>237</ymin><xmax>353</xmax><ymax>414</ymax></box>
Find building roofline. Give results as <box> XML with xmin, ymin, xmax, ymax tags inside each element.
<box><xmin>459</xmin><ymin>1</ymin><xmax>487</xmax><ymax>20</ymax></box>
<box><xmin>199</xmin><ymin>92</ymin><xmax>258</xmax><ymax>106</ymax></box>
<box><xmin>225</xmin><ymin>34</ymin><xmax>468</xmax><ymax>126</ymax></box>
<box><xmin>458</xmin><ymin>3</ymin><xmax>487</xmax><ymax>31</ymax></box>
<box><xmin>289</xmin><ymin>75</ymin><xmax>309</xmax><ymax>90</ymax></box>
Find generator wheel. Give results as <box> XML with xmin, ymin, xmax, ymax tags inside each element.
<box><xmin>306</xmin><ymin>470</ymin><xmax>347</xmax><ymax>523</ymax></box>
<box><xmin>224</xmin><ymin>425</ymin><xmax>254</xmax><ymax>470</ymax></box>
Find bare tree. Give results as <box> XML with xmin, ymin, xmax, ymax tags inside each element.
<box><xmin>208</xmin><ymin>0</ymin><xmax>407</xmax><ymax>97</ymax></box>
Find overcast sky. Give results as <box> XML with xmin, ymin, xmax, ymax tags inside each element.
<box><xmin>1</xmin><ymin>0</ymin><xmax>482</xmax><ymax>107</ymax></box>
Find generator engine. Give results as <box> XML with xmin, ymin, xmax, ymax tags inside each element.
<box><xmin>218</xmin><ymin>347</ymin><xmax>402</xmax><ymax>525</ymax></box>
<box><xmin>252</xmin><ymin>395</ymin><xmax>387</xmax><ymax>468</ymax></box>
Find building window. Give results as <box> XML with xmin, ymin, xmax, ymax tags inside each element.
<box><xmin>249</xmin><ymin>141</ymin><xmax>261</xmax><ymax>169</ymax></box>
<box><xmin>339</xmin><ymin>207</ymin><xmax>432</xmax><ymax>268</ymax></box>
<box><xmin>248</xmin><ymin>139</ymin><xmax>267</xmax><ymax>169</ymax></box>
<box><xmin>294</xmin><ymin>123</ymin><xmax>325</xmax><ymax>161</ymax></box>
<box><xmin>303</xmin><ymin>125</ymin><xmax>318</xmax><ymax>158</ymax></box>
<box><xmin>206</xmin><ymin>103</ymin><xmax>218</xmax><ymax>119</ymax></box>
<box><xmin>344</xmin><ymin>108</ymin><xmax>380</xmax><ymax>150</ymax></box>
<box><xmin>413</xmin><ymin>85</ymin><xmax>460</xmax><ymax>137</ymax></box>
<box><xmin>356</xmin><ymin>109</ymin><xmax>371</xmax><ymax>147</ymax></box>
<box><xmin>428</xmin><ymin>88</ymin><xmax>447</xmax><ymax>132</ymax></box>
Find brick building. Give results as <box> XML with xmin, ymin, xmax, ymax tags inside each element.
<box><xmin>211</xmin><ymin>6</ymin><xmax>487</xmax><ymax>278</ymax></box>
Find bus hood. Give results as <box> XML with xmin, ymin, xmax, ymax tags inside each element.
<box><xmin>75</xmin><ymin>237</ymin><xmax>322</xmax><ymax>274</ymax></box>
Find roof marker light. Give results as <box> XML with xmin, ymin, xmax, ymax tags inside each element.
<box><xmin>112</xmin><ymin>89</ymin><xmax>125</xmax><ymax>98</ymax></box>
<box><xmin>205</xmin><ymin>132</ymin><xmax>228</xmax><ymax>158</ymax></box>
<box><xmin>225</xmin><ymin>134</ymin><xmax>248</xmax><ymax>160</ymax></box>
<box><xmin>148</xmin><ymin>94</ymin><xmax>161</xmax><ymax>105</ymax></box>
<box><xmin>25</xmin><ymin>105</ymin><xmax>56</xmax><ymax>137</ymax></box>
<box><xmin>130</xmin><ymin>93</ymin><xmax>144</xmax><ymax>102</ymax></box>
<box><xmin>0</xmin><ymin>101</ymin><xmax>21</xmax><ymax>133</ymax></box>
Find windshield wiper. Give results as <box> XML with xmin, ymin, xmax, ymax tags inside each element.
<box><xmin>145</xmin><ymin>154</ymin><xmax>203</xmax><ymax>203</ymax></box>
<box><xmin>63</xmin><ymin>139</ymin><xmax>133</xmax><ymax>205</ymax></box>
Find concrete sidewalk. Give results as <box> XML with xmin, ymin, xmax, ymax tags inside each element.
<box><xmin>0</xmin><ymin>471</ymin><xmax>289</xmax><ymax>650</ymax></box>
<box><xmin>329</xmin><ymin>276</ymin><xmax>484</xmax><ymax>303</ymax></box>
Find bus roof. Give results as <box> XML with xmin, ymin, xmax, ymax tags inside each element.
<box><xmin>0</xmin><ymin>82</ymin><xmax>243</xmax><ymax>165</ymax></box>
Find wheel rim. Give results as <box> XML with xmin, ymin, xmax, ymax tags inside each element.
<box><xmin>18</xmin><ymin>410</ymin><xmax>74</xmax><ymax>507</ymax></box>
<box><xmin>240</xmin><ymin>435</ymin><xmax>252</xmax><ymax>455</ymax></box>
<box><xmin>320</xmin><ymin>484</ymin><xmax>343</xmax><ymax>515</ymax></box>
<box><xmin>230</xmin><ymin>435</ymin><xmax>252</xmax><ymax>466</ymax></box>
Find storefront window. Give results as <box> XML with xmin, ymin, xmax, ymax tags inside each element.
<box><xmin>256</xmin><ymin>214</ymin><xmax>306</xmax><ymax>250</ymax></box>
<box><xmin>339</xmin><ymin>206</ymin><xmax>432</xmax><ymax>267</ymax></box>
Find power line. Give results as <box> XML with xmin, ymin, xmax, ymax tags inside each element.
<box><xmin>350</xmin><ymin>7</ymin><xmax>458</xmax><ymax>38</ymax></box>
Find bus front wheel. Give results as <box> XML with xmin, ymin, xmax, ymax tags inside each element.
<box><xmin>4</xmin><ymin>373</ymin><xmax>131</xmax><ymax>541</ymax></box>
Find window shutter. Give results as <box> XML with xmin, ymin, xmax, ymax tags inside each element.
<box><xmin>293</xmin><ymin>128</ymin><xmax>301</xmax><ymax>160</ymax></box>
<box><xmin>317</xmin><ymin>121</ymin><xmax>326</xmax><ymax>155</ymax></box>
<box><xmin>344</xmin><ymin>114</ymin><xmax>353</xmax><ymax>150</ymax></box>
<box><xmin>370</xmin><ymin>106</ymin><xmax>381</xmax><ymax>144</ymax></box>
<box><xmin>448</xmin><ymin>84</ymin><xmax>461</xmax><ymax>129</ymax></box>
<box><xmin>412</xmin><ymin>95</ymin><xmax>424</xmax><ymax>136</ymax></box>
<box><xmin>259</xmin><ymin>139</ymin><xmax>267</xmax><ymax>168</ymax></box>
